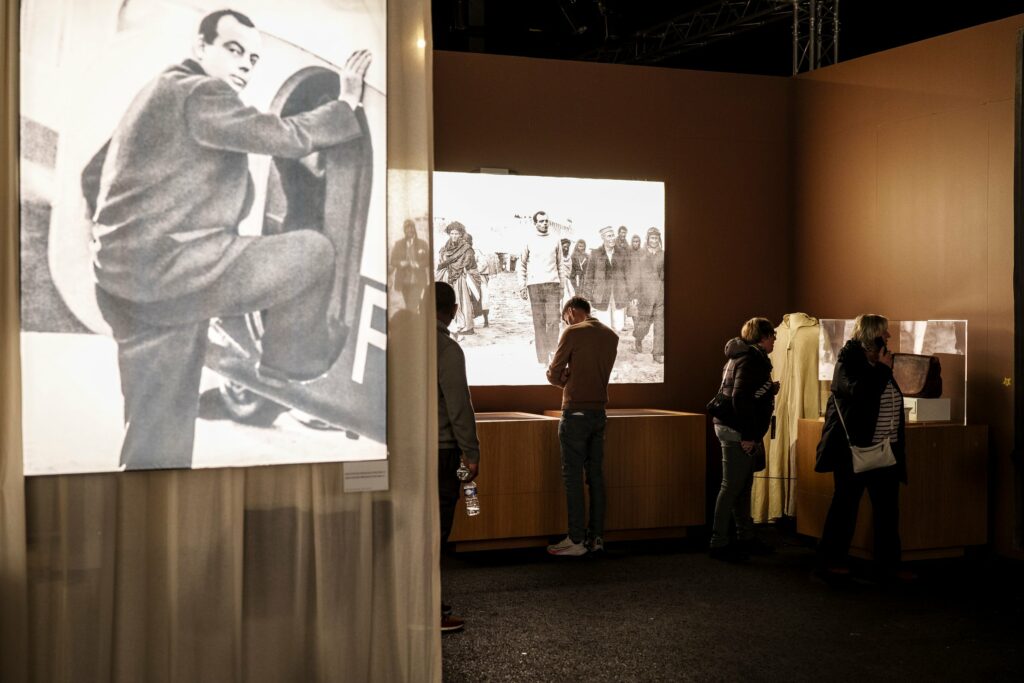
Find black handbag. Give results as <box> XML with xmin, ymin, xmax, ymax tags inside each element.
<box><xmin>706</xmin><ymin>392</ymin><xmax>731</xmax><ymax>420</ymax></box>
<box><xmin>706</xmin><ymin>360</ymin><xmax>734</xmax><ymax>420</ymax></box>
<box><xmin>751</xmin><ymin>441</ymin><xmax>767</xmax><ymax>473</ymax></box>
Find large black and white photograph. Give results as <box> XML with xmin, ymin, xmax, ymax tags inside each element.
<box><xmin>19</xmin><ymin>0</ymin><xmax>388</xmax><ymax>474</ymax></box>
<box><xmin>433</xmin><ymin>172</ymin><xmax>665</xmax><ymax>385</ymax></box>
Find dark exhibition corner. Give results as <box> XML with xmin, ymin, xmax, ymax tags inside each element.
<box><xmin>433</xmin><ymin>0</ymin><xmax>1024</xmax><ymax>75</ymax></box>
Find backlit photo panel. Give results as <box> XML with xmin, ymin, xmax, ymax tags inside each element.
<box><xmin>19</xmin><ymin>0</ymin><xmax>388</xmax><ymax>474</ymax></box>
<box><xmin>433</xmin><ymin>172</ymin><xmax>666</xmax><ymax>386</ymax></box>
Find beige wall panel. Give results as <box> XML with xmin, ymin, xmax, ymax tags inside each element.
<box><xmin>793</xmin><ymin>16</ymin><xmax>1024</xmax><ymax>556</ymax></box>
<box><xmin>434</xmin><ymin>51</ymin><xmax>793</xmax><ymax>415</ymax></box>
<box><xmin>875</xmin><ymin>109</ymin><xmax>990</xmax><ymax>317</ymax></box>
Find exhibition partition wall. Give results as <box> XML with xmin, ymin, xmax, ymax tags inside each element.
<box><xmin>433</xmin><ymin>51</ymin><xmax>795</xmax><ymax>413</ymax></box>
<box><xmin>792</xmin><ymin>15</ymin><xmax>1021</xmax><ymax>557</ymax></box>
<box><xmin>1017</xmin><ymin>29</ymin><xmax>1024</xmax><ymax>552</ymax></box>
<box><xmin>2</xmin><ymin>0</ymin><xmax>440</xmax><ymax>680</ymax></box>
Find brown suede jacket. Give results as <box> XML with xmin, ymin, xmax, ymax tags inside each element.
<box><xmin>546</xmin><ymin>316</ymin><xmax>619</xmax><ymax>410</ymax></box>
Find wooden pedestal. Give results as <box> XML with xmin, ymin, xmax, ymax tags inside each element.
<box><xmin>795</xmin><ymin>418</ymin><xmax>988</xmax><ymax>560</ymax></box>
<box><xmin>449</xmin><ymin>409</ymin><xmax>705</xmax><ymax>551</ymax></box>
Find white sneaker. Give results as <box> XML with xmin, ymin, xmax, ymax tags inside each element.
<box><xmin>547</xmin><ymin>535</ymin><xmax>587</xmax><ymax>556</ymax></box>
<box><xmin>587</xmin><ymin>536</ymin><xmax>605</xmax><ymax>553</ymax></box>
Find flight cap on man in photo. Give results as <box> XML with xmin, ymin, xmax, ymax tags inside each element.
<box><xmin>599</xmin><ymin>225</ymin><xmax>615</xmax><ymax>239</ymax></box>
<box><xmin>647</xmin><ymin>227</ymin><xmax>662</xmax><ymax>241</ymax></box>
<box><xmin>445</xmin><ymin>221</ymin><xmax>466</xmax><ymax>234</ymax></box>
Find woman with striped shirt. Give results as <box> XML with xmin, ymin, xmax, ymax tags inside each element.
<box><xmin>815</xmin><ymin>314</ymin><xmax>910</xmax><ymax>583</ymax></box>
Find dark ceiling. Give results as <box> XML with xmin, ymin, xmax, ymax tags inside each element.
<box><xmin>432</xmin><ymin>0</ymin><xmax>1024</xmax><ymax>76</ymax></box>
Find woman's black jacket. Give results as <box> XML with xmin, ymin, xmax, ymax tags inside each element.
<box><xmin>815</xmin><ymin>339</ymin><xmax>907</xmax><ymax>483</ymax></box>
<box><xmin>712</xmin><ymin>337</ymin><xmax>774</xmax><ymax>441</ymax></box>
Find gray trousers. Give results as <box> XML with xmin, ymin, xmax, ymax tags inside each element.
<box><xmin>97</xmin><ymin>230</ymin><xmax>336</xmax><ymax>469</ymax></box>
<box><xmin>710</xmin><ymin>424</ymin><xmax>756</xmax><ymax>548</ymax></box>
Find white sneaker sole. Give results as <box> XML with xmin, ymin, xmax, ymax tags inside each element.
<box><xmin>547</xmin><ymin>546</ymin><xmax>587</xmax><ymax>556</ymax></box>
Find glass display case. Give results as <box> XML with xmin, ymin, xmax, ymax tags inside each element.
<box><xmin>818</xmin><ymin>319</ymin><xmax>967</xmax><ymax>425</ymax></box>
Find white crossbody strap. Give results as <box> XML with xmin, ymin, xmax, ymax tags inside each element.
<box><xmin>834</xmin><ymin>382</ymin><xmax>895</xmax><ymax>447</ymax></box>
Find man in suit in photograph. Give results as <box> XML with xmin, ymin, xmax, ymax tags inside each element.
<box><xmin>390</xmin><ymin>219</ymin><xmax>430</xmax><ymax>313</ymax></box>
<box><xmin>583</xmin><ymin>225</ymin><xmax>629</xmax><ymax>333</ymax></box>
<box><xmin>82</xmin><ymin>9</ymin><xmax>372</xmax><ymax>469</ymax></box>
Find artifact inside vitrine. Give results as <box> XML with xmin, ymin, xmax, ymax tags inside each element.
<box><xmin>892</xmin><ymin>353</ymin><xmax>943</xmax><ymax>397</ymax></box>
<box><xmin>818</xmin><ymin>319</ymin><xmax>966</xmax><ymax>424</ymax></box>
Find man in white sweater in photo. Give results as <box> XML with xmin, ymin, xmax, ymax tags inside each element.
<box><xmin>518</xmin><ymin>210</ymin><xmax>566</xmax><ymax>365</ymax></box>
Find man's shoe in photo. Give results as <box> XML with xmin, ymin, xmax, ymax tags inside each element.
<box><xmin>586</xmin><ymin>535</ymin><xmax>605</xmax><ymax>553</ymax></box>
<box><xmin>256</xmin><ymin>321</ymin><xmax>350</xmax><ymax>386</ymax></box>
<box><xmin>547</xmin><ymin>535</ymin><xmax>587</xmax><ymax>556</ymax></box>
<box><xmin>653</xmin><ymin>354</ymin><xmax>664</xmax><ymax>364</ymax></box>
<box><xmin>441</xmin><ymin>615</ymin><xmax>465</xmax><ymax>633</ymax></box>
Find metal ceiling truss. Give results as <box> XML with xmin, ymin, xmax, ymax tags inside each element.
<box><xmin>580</xmin><ymin>0</ymin><xmax>839</xmax><ymax>74</ymax></box>
<box><xmin>793</xmin><ymin>0</ymin><xmax>839</xmax><ymax>74</ymax></box>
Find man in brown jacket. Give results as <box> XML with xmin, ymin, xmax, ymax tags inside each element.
<box><xmin>545</xmin><ymin>297</ymin><xmax>619</xmax><ymax>555</ymax></box>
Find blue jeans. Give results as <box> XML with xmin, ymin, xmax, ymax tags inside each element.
<box><xmin>711</xmin><ymin>424</ymin><xmax>755</xmax><ymax>548</ymax></box>
<box><xmin>559</xmin><ymin>409</ymin><xmax>607</xmax><ymax>543</ymax></box>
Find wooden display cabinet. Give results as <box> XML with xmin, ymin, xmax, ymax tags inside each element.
<box><xmin>795</xmin><ymin>418</ymin><xmax>987</xmax><ymax>560</ymax></box>
<box><xmin>449</xmin><ymin>409</ymin><xmax>706</xmax><ymax>551</ymax></box>
<box><xmin>448</xmin><ymin>412</ymin><xmax>563</xmax><ymax>551</ymax></box>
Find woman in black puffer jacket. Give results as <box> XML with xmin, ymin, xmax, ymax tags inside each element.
<box><xmin>815</xmin><ymin>313</ymin><xmax>908</xmax><ymax>583</ymax></box>
<box><xmin>709</xmin><ymin>317</ymin><xmax>779</xmax><ymax>561</ymax></box>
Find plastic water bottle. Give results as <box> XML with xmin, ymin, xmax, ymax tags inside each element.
<box><xmin>456</xmin><ymin>462</ymin><xmax>480</xmax><ymax>516</ymax></box>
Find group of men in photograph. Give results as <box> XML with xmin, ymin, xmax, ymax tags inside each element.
<box><xmin>519</xmin><ymin>211</ymin><xmax>665</xmax><ymax>365</ymax></box>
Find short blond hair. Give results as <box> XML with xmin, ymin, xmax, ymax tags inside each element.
<box><xmin>740</xmin><ymin>317</ymin><xmax>775</xmax><ymax>344</ymax></box>
<box><xmin>851</xmin><ymin>314</ymin><xmax>889</xmax><ymax>351</ymax></box>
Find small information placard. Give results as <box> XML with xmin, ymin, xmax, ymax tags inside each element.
<box><xmin>344</xmin><ymin>460</ymin><xmax>389</xmax><ymax>492</ymax></box>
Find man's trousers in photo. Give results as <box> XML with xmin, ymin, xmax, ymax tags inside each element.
<box><xmin>527</xmin><ymin>282</ymin><xmax>562</xmax><ymax>364</ymax></box>
<box><xmin>97</xmin><ymin>230</ymin><xmax>338</xmax><ymax>469</ymax></box>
